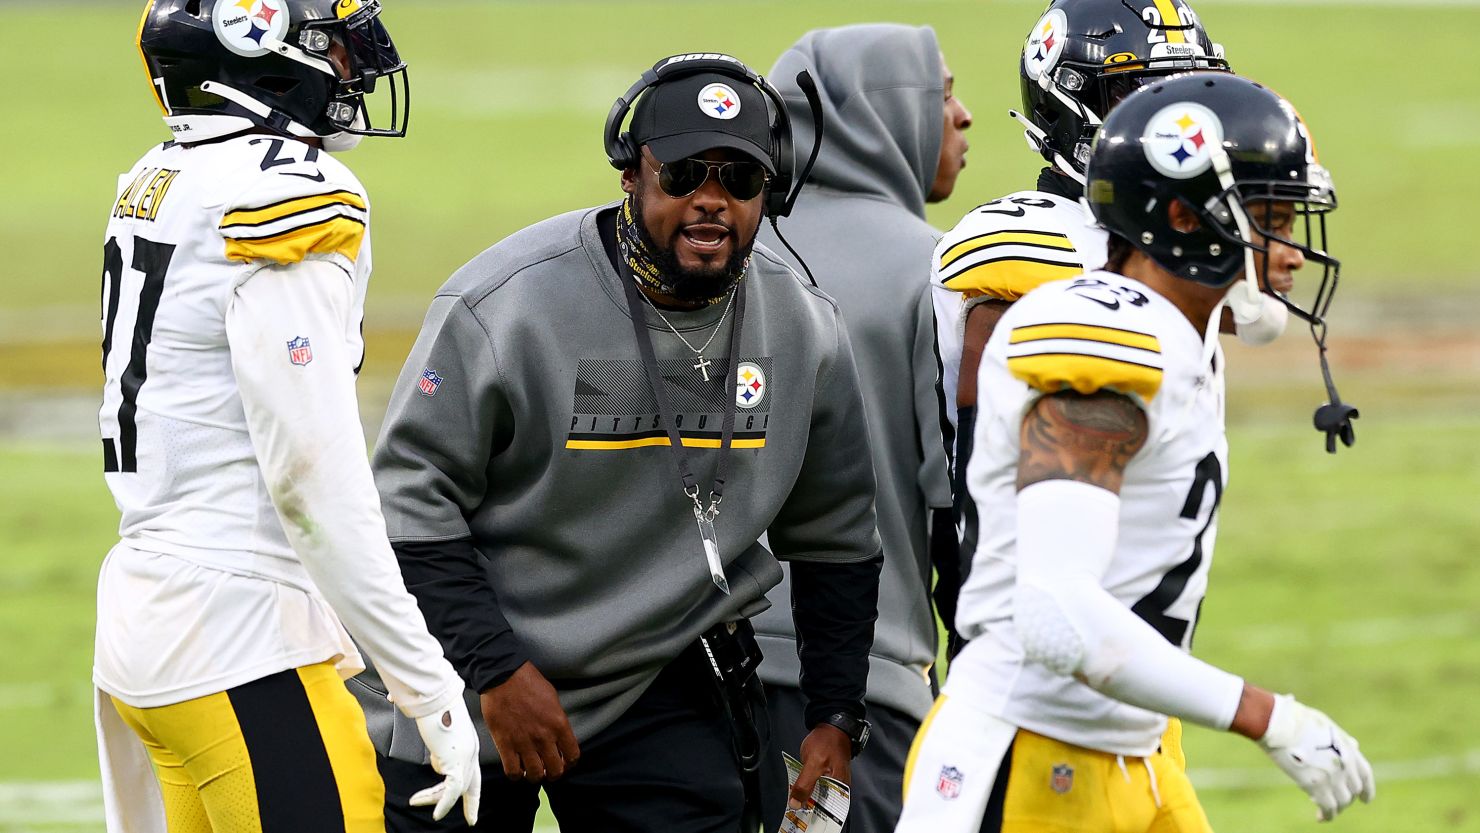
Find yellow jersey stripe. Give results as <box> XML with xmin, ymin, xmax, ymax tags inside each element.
<box><xmin>565</xmin><ymin>437</ymin><xmax>767</xmax><ymax>450</ymax></box>
<box><xmin>137</xmin><ymin>1</ymin><xmax>167</xmax><ymax>116</ymax></box>
<box><xmin>1008</xmin><ymin>352</ymin><xmax>1164</xmax><ymax>402</ymax></box>
<box><xmin>939</xmin><ymin>231</ymin><xmax>1076</xmax><ymax>270</ymax></box>
<box><xmin>221</xmin><ymin>190</ymin><xmax>366</xmax><ymax>228</ymax></box>
<box><xmin>1152</xmin><ymin>0</ymin><xmax>1188</xmax><ymax>43</ymax></box>
<box><xmin>1010</xmin><ymin>323</ymin><xmax>1161</xmax><ymax>353</ymax></box>
<box><xmin>902</xmin><ymin>694</ymin><xmax>949</xmax><ymax>800</ymax></box>
<box><xmin>941</xmin><ymin>257</ymin><xmax>1084</xmax><ymax>301</ymax></box>
<box><xmin>224</xmin><ymin>215</ymin><xmax>366</xmax><ymax>264</ymax></box>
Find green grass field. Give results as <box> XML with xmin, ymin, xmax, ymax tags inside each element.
<box><xmin>6</xmin><ymin>409</ymin><xmax>1480</xmax><ymax>831</ymax></box>
<box><xmin>1</xmin><ymin>0</ymin><xmax>1478</xmax><ymax>830</ymax></box>
<box><xmin>1</xmin><ymin>0</ymin><xmax>1478</xmax><ymax>321</ymax></box>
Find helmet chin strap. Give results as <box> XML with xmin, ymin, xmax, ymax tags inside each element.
<box><xmin>1210</xmin><ymin>145</ymin><xmax>1357</xmax><ymax>453</ymax></box>
<box><xmin>201</xmin><ymin>81</ymin><xmax>320</xmax><ymax>139</ymax></box>
<box><xmin>200</xmin><ymin>81</ymin><xmax>359</xmax><ymax>150</ymax></box>
<box><xmin>1008</xmin><ymin>108</ymin><xmax>1087</xmax><ymax>186</ymax></box>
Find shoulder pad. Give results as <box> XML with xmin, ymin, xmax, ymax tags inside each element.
<box><xmin>218</xmin><ymin>145</ymin><xmax>368</xmax><ymax>266</ymax></box>
<box><xmin>1002</xmin><ymin>275</ymin><xmax>1165</xmax><ymax>404</ymax></box>
<box><xmin>934</xmin><ymin>192</ymin><xmax>1087</xmax><ymax>302</ymax></box>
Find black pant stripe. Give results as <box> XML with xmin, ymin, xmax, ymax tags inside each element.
<box><xmin>980</xmin><ymin>738</ymin><xmax>1014</xmax><ymax>833</ymax></box>
<box><xmin>228</xmin><ymin>669</ymin><xmax>346</xmax><ymax>833</ymax></box>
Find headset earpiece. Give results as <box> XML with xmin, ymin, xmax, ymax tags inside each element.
<box><xmin>603</xmin><ymin>54</ymin><xmax>798</xmax><ymax>210</ymax></box>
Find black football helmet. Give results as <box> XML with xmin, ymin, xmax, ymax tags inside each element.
<box><xmin>1014</xmin><ymin>0</ymin><xmax>1229</xmax><ymax>183</ymax></box>
<box><xmin>138</xmin><ymin>0</ymin><xmax>409</xmax><ymax>148</ymax></box>
<box><xmin>1086</xmin><ymin>73</ymin><xmax>1356</xmax><ymax>453</ymax></box>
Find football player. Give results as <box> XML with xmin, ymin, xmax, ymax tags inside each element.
<box><xmin>895</xmin><ymin>74</ymin><xmax>1372</xmax><ymax>832</ymax></box>
<box><xmin>93</xmin><ymin>2</ymin><xmax>479</xmax><ymax>830</ymax></box>
<box><xmin>933</xmin><ymin>0</ymin><xmax>1289</xmax><ymax>524</ymax></box>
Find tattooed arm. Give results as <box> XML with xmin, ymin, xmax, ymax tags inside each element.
<box><xmin>1016</xmin><ymin>389</ymin><xmax>1149</xmax><ymax>494</ymax></box>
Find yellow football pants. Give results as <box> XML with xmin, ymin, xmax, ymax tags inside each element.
<box><xmin>110</xmin><ymin>662</ymin><xmax>385</xmax><ymax>833</ymax></box>
<box><xmin>988</xmin><ymin>723</ymin><xmax>1212</xmax><ymax>833</ymax></box>
<box><xmin>900</xmin><ymin>693</ymin><xmax>1211</xmax><ymax>833</ymax></box>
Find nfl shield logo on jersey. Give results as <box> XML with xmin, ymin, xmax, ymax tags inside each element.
<box><xmin>286</xmin><ymin>336</ymin><xmax>313</xmax><ymax>366</ymax></box>
<box><xmin>936</xmin><ymin>766</ymin><xmax>964</xmax><ymax>800</ymax></box>
<box><xmin>418</xmin><ymin>367</ymin><xmax>443</xmax><ymax>397</ymax></box>
<box><xmin>1050</xmin><ymin>763</ymin><xmax>1074</xmax><ymax>794</ymax></box>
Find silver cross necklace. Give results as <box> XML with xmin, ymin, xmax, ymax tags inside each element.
<box><xmin>639</xmin><ymin>287</ymin><xmax>737</xmax><ymax>381</ymax></box>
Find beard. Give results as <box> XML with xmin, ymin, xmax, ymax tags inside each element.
<box><xmin>633</xmin><ymin>188</ymin><xmax>755</xmax><ymax>304</ymax></box>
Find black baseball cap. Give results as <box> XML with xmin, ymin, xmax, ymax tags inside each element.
<box><xmin>630</xmin><ymin>72</ymin><xmax>776</xmax><ymax>174</ymax></box>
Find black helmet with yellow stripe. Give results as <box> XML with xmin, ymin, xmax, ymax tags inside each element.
<box><xmin>1014</xmin><ymin>0</ymin><xmax>1228</xmax><ymax>184</ymax></box>
<box><xmin>137</xmin><ymin>0</ymin><xmax>408</xmax><ymax>149</ymax></box>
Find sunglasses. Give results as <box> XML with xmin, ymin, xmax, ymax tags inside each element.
<box><xmin>652</xmin><ymin>158</ymin><xmax>769</xmax><ymax>201</ymax></box>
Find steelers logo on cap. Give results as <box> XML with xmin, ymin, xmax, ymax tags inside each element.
<box><xmin>698</xmin><ymin>83</ymin><xmax>742</xmax><ymax>121</ymax></box>
<box><xmin>213</xmin><ymin>0</ymin><xmax>290</xmax><ymax>58</ymax></box>
<box><xmin>1143</xmin><ymin>102</ymin><xmax>1224</xmax><ymax>179</ymax></box>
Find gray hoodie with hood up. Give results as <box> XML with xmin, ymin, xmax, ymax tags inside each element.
<box><xmin>754</xmin><ymin>24</ymin><xmax>953</xmax><ymax>722</ymax></box>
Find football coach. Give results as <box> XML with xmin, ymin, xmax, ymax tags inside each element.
<box><xmin>352</xmin><ymin>53</ymin><xmax>884</xmax><ymax>832</ymax></box>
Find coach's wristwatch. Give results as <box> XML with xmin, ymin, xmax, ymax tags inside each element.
<box><xmin>820</xmin><ymin>712</ymin><xmax>871</xmax><ymax>758</ymax></box>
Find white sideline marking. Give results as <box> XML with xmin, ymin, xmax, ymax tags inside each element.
<box><xmin>0</xmin><ymin>781</ymin><xmax>103</xmax><ymax>825</ymax></box>
<box><xmin>1228</xmin><ymin>610</ymin><xmax>1480</xmax><ymax>650</ymax></box>
<box><xmin>0</xmin><ymin>683</ymin><xmax>60</xmax><ymax>710</ymax></box>
<box><xmin>1193</xmin><ymin>748</ymin><xmax>1480</xmax><ymax>790</ymax></box>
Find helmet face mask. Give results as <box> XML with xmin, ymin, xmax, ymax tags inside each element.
<box><xmin>1015</xmin><ymin>0</ymin><xmax>1229</xmax><ymax>181</ymax></box>
<box><xmin>139</xmin><ymin>0</ymin><xmax>410</xmax><ymax>146</ymax></box>
<box><xmin>1206</xmin><ymin>185</ymin><xmax>1340</xmax><ymax>330</ymax></box>
<box><xmin>301</xmin><ymin>2</ymin><xmax>409</xmax><ymax>137</ymax></box>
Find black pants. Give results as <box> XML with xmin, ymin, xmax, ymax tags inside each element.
<box><xmin>758</xmin><ymin>686</ymin><xmax>919</xmax><ymax>833</ymax></box>
<box><xmin>380</xmin><ymin>645</ymin><xmax>782</xmax><ymax>833</ymax></box>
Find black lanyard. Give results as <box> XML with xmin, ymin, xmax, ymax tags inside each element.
<box><xmin>619</xmin><ymin>274</ymin><xmax>747</xmax><ymax>514</ymax></box>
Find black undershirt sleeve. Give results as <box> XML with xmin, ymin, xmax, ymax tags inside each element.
<box><xmin>791</xmin><ymin>554</ymin><xmax>883</xmax><ymax>728</ymax></box>
<box><xmin>393</xmin><ymin>538</ymin><xmax>530</xmax><ymax>694</ymax></box>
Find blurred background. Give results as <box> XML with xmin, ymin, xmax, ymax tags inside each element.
<box><xmin>1</xmin><ymin>1</ymin><xmax>1477</xmax><ymax>831</ymax></box>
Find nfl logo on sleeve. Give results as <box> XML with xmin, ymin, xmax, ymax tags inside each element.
<box><xmin>936</xmin><ymin>766</ymin><xmax>963</xmax><ymax>800</ymax></box>
<box><xmin>286</xmin><ymin>336</ymin><xmax>313</xmax><ymax>366</ymax></box>
<box><xmin>417</xmin><ymin>368</ymin><xmax>443</xmax><ymax>396</ymax></box>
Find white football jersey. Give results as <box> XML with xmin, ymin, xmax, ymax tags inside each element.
<box><xmin>950</xmin><ymin>270</ymin><xmax>1228</xmax><ymax>756</ymax></box>
<box><xmin>931</xmin><ymin>191</ymin><xmax>1108</xmax><ymax>431</ymax></box>
<box><xmin>95</xmin><ymin>135</ymin><xmax>371</xmax><ymax>705</ymax></box>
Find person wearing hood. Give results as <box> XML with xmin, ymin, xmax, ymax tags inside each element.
<box><xmin>751</xmin><ymin>24</ymin><xmax>971</xmax><ymax>832</ymax></box>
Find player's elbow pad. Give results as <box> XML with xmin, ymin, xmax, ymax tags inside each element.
<box><xmin>1014</xmin><ymin>582</ymin><xmax>1088</xmax><ymax>676</ymax></box>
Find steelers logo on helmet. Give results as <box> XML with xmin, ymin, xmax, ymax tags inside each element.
<box><xmin>1023</xmin><ymin>9</ymin><xmax>1068</xmax><ymax>81</ymax></box>
<box><xmin>698</xmin><ymin>83</ymin><xmax>742</xmax><ymax>121</ymax></box>
<box><xmin>212</xmin><ymin>0</ymin><xmax>291</xmax><ymax>58</ymax></box>
<box><xmin>1143</xmin><ymin>102</ymin><xmax>1224</xmax><ymax>179</ymax></box>
<box><xmin>736</xmin><ymin>362</ymin><xmax>766</xmax><ymax>409</ymax></box>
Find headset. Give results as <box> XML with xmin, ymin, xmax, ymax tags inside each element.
<box><xmin>604</xmin><ymin>53</ymin><xmax>823</xmax><ymax>222</ymax></box>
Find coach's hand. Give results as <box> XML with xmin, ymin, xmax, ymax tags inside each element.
<box><xmin>480</xmin><ymin>661</ymin><xmax>581</xmax><ymax>783</ymax></box>
<box><xmin>410</xmin><ymin>693</ymin><xmax>482</xmax><ymax>824</ymax></box>
<box><xmin>788</xmin><ymin>725</ymin><xmax>852</xmax><ymax>810</ymax></box>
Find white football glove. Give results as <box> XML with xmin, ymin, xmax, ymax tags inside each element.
<box><xmin>409</xmin><ymin>693</ymin><xmax>482</xmax><ymax>824</ymax></box>
<box><xmin>1258</xmin><ymin>694</ymin><xmax>1376</xmax><ymax>821</ymax></box>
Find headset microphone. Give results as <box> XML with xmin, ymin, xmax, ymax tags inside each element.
<box><xmin>1311</xmin><ymin>327</ymin><xmax>1358</xmax><ymax>454</ymax></box>
<box><xmin>768</xmin><ymin>70</ymin><xmax>826</xmax><ymax>287</ymax></box>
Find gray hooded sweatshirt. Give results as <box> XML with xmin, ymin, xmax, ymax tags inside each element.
<box><xmin>754</xmin><ymin>24</ymin><xmax>954</xmax><ymax>722</ymax></box>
